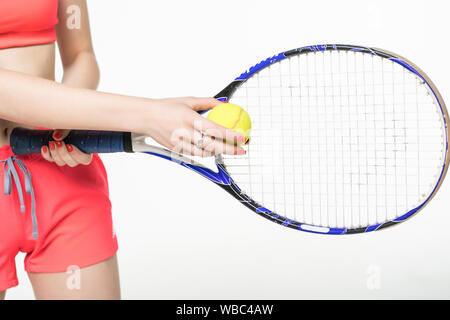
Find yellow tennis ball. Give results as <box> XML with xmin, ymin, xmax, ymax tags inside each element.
<box><xmin>207</xmin><ymin>103</ymin><xmax>251</xmax><ymax>143</ymax></box>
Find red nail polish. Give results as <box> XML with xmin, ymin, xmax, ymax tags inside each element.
<box><xmin>55</xmin><ymin>141</ymin><xmax>62</xmax><ymax>148</ymax></box>
<box><xmin>49</xmin><ymin>141</ymin><xmax>55</xmax><ymax>150</ymax></box>
<box><xmin>42</xmin><ymin>146</ymin><xmax>48</xmax><ymax>153</ymax></box>
<box><xmin>53</xmin><ymin>130</ymin><xmax>62</xmax><ymax>139</ymax></box>
<box><xmin>66</xmin><ymin>144</ymin><xmax>73</xmax><ymax>152</ymax></box>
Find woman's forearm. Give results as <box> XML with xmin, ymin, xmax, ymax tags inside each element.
<box><xmin>0</xmin><ymin>67</ymin><xmax>150</xmax><ymax>133</ymax></box>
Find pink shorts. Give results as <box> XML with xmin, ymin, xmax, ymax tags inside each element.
<box><xmin>0</xmin><ymin>144</ymin><xmax>118</xmax><ymax>291</ymax></box>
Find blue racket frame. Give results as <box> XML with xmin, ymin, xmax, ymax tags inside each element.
<box><xmin>214</xmin><ymin>44</ymin><xmax>449</xmax><ymax>234</ymax></box>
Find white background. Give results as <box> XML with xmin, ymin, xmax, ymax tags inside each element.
<box><xmin>8</xmin><ymin>0</ymin><xmax>450</xmax><ymax>299</ymax></box>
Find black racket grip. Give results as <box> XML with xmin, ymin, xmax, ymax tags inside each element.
<box><xmin>10</xmin><ymin>128</ymin><xmax>131</xmax><ymax>155</ymax></box>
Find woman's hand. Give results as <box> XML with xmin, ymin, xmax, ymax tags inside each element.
<box><xmin>145</xmin><ymin>97</ymin><xmax>247</xmax><ymax>157</ymax></box>
<box><xmin>41</xmin><ymin>129</ymin><xmax>93</xmax><ymax>167</ymax></box>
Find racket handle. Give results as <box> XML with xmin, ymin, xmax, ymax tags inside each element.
<box><xmin>10</xmin><ymin>128</ymin><xmax>131</xmax><ymax>155</ymax></box>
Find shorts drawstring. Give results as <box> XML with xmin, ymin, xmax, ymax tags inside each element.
<box><xmin>2</xmin><ymin>156</ymin><xmax>37</xmax><ymax>239</ymax></box>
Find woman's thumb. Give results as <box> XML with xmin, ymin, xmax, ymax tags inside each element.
<box><xmin>52</xmin><ymin>129</ymin><xmax>71</xmax><ymax>141</ymax></box>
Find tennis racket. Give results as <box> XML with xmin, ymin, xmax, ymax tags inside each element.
<box><xmin>10</xmin><ymin>44</ymin><xmax>448</xmax><ymax>234</ymax></box>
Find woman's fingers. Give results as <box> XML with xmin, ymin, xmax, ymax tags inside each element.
<box><xmin>42</xmin><ymin>129</ymin><xmax>93</xmax><ymax>166</ymax></box>
<box><xmin>43</xmin><ymin>141</ymin><xmax>63</xmax><ymax>166</ymax></box>
<box><xmin>209</xmin><ymin>138</ymin><xmax>246</xmax><ymax>156</ymax></box>
<box><xmin>171</xmin><ymin>115</ymin><xmax>247</xmax><ymax>156</ymax></box>
<box><xmin>191</xmin><ymin>130</ymin><xmax>214</xmax><ymax>151</ymax></box>
<box><xmin>50</xmin><ymin>141</ymin><xmax>77</xmax><ymax>167</ymax></box>
<box><xmin>41</xmin><ymin>140</ymin><xmax>93</xmax><ymax>167</ymax></box>
<box><xmin>41</xmin><ymin>145</ymin><xmax>53</xmax><ymax>163</ymax></box>
<box><xmin>172</xmin><ymin>139</ymin><xmax>211</xmax><ymax>157</ymax></box>
<box><xmin>194</xmin><ymin>116</ymin><xmax>247</xmax><ymax>145</ymax></box>
<box><xmin>172</xmin><ymin>130</ymin><xmax>246</xmax><ymax>157</ymax></box>
<box><xmin>66</xmin><ymin>145</ymin><xmax>93</xmax><ymax>165</ymax></box>
<box><xmin>173</xmin><ymin>139</ymin><xmax>245</xmax><ymax>157</ymax></box>
<box><xmin>48</xmin><ymin>129</ymin><xmax>73</xmax><ymax>166</ymax></box>
<box><xmin>52</xmin><ymin>129</ymin><xmax>71</xmax><ymax>141</ymax></box>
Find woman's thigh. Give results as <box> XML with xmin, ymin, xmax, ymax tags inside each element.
<box><xmin>28</xmin><ymin>255</ymin><xmax>120</xmax><ymax>300</ymax></box>
<box><xmin>0</xmin><ymin>291</ymin><xmax>5</xmax><ymax>300</ymax></box>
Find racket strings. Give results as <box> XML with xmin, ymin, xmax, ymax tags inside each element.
<box><xmin>224</xmin><ymin>50</ymin><xmax>445</xmax><ymax>229</ymax></box>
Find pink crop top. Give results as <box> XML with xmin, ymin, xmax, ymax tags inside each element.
<box><xmin>0</xmin><ymin>0</ymin><xmax>59</xmax><ymax>49</ymax></box>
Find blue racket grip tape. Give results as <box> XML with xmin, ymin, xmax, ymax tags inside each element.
<box><xmin>10</xmin><ymin>128</ymin><xmax>132</xmax><ymax>155</ymax></box>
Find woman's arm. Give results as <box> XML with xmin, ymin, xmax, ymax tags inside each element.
<box><xmin>0</xmin><ymin>69</ymin><xmax>246</xmax><ymax>156</ymax></box>
<box><xmin>56</xmin><ymin>0</ymin><xmax>99</xmax><ymax>90</ymax></box>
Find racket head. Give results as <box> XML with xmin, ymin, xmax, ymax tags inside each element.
<box><xmin>214</xmin><ymin>44</ymin><xmax>449</xmax><ymax>234</ymax></box>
